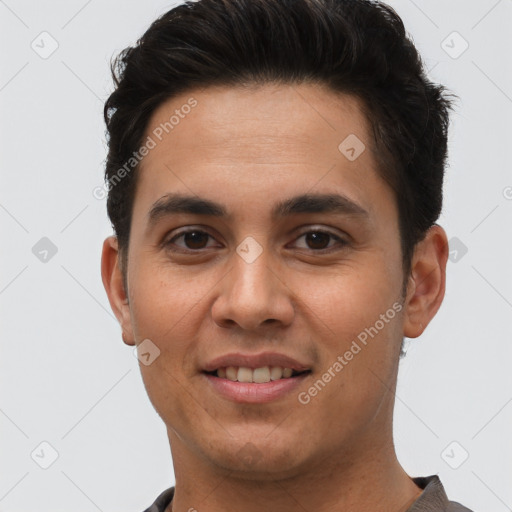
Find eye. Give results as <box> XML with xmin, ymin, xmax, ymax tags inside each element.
<box><xmin>163</xmin><ymin>227</ymin><xmax>348</xmax><ymax>254</ymax></box>
<box><xmin>164</xmin><ymin>228</ymin><xmax>219</xmax><ymax>252</ymax></box>
<box><xmin>291</xmin><ymin>229</ymin><xmax>348</xmax><ymax>251</ymax></box>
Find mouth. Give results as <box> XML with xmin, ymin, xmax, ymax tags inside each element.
<box><xmin>203</xmin><ymin>366</ymin><xmax>312</xmax><ymax>383</ymax></box>
<box><xmin>202</xmin><ymin>366</ymin><xmax>312</xmax><ymax>403</ymax></box>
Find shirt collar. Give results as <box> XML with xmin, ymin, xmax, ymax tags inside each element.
<box><xmin>406</xmin><ymin>475</ymin><xmax>450</xmax><ymax>511</ymax></box>
<box><xmin>145</xmin><ymin>474</ymin><xmax>450</xmax><ymax>512</ymax></box>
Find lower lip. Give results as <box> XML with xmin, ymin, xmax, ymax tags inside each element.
<box><xmin>203</xmin><ymin>372</ymin><xmax>310</xmax><ymax>404</ymax></box>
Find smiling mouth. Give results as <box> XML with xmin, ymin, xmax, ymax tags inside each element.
<box><xmin>204</xmin><ymin>366</ymin><xmax>312</xmax><ymax>383</ymax></box>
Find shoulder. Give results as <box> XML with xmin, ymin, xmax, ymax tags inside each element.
<box><xmin>446</xmin><ymin>501</ymin><xmax>476</xmax><ymax>512</ymax></box>
<box><xmin>409</xmin><ymin>474</ymin><xmax>475</xmax><ymax>512</ymax></box>
<box><xmin>141</xmin><ymin>486</ymin><xmax>175</xmax><ymax>512</ymax></box>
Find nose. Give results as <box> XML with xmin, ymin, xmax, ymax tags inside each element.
<box><xmin>211</xmin><ymin>244</ymin><xmax>295</xmax><ymax>332</ymax></box>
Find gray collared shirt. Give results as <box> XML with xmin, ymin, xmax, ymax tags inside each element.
<box><xmin>142</xmin><ymin>474</ymin><xmax>475</xmax><ymax>512</ymax></box>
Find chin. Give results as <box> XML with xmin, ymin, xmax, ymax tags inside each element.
<box><xmin>204</xmin><ymin>435</ymin><xmax>310</xmax><ymax>480</ymax></box>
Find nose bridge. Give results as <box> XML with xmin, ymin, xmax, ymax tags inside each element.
<box><xmin>233</xmin><ymin>241</ymin><xmax>273</xmax><ymax>302</ymax></box>
<box><xmin>212</xmin><ymin>237</ymin><xmax>294</xmax><ymax>330</ymax></box>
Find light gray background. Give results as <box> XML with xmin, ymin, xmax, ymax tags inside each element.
<box><xmin>1</xmin><ymin>1</ymin><xmax>511</xmax><ymax>510</ymax></box>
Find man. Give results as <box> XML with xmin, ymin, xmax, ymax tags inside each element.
<box><xmin>101</xmin><ymin>0</ymin><xmax>474</xmax><ymax>510</ymax></box>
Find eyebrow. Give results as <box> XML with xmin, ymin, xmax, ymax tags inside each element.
<box><xmin>146</xmin><ymin>192</ymin><xmax>369</xmax><ymax>228</ymax></box>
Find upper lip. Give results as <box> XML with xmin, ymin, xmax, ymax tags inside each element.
<box><xmin>202</xmin><ymin>352</ymin><xmax>312</xmax><ymax>372</ymax></box>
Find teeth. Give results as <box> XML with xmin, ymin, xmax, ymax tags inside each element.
<box><xmin>226</xmin><ymin>366</ymin><xmax>237</xmax><ymax>380</ymax></box>
<box><xmin>270</xmin><ymin>366</ymin><xmax>283</xmax><ymax>381</ymax></box>
<box><xmin>237</xmin><ymin>367</ymin><xmax>253</xmax><ymax>383</ymax></box>
<box><xmin>217</xmin><ymin>366</ymin><xmax>298</xmax><ymax>382</ymax></box>
<box><xmin>253</xmin><ymin>367</ymin><xmax>270</xmax><ymax>383</ymax></box>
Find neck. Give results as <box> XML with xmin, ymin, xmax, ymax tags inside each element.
<box><xmin>165</xmin><ymin>427</ymin><xmax>422</xmax><ymax>512</ymax></box>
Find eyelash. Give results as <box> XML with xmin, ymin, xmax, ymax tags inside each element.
<box><xmin>163</xmin><ymin>227</ymin><xmax>348</xmax><ymax>254</ymax></box>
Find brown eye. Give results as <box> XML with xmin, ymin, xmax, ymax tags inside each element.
<box><xmin>304</xmin><ymin>232</ymin><xmax>331</xmax><ymax>249</ymax></box>
<box><xmin>165</xmin><ymin>229</ymin><xmax>218</xmax><ymax>252</ymax></box>
<box><xmin>181</xmin><ymin>231</ymin><xmax>210</xmax><ymax>249</ymax></box>
<box><xmin>292</xmin><ymin>229</ymin><xmax>348</xmax><ymax>252</ymax></box>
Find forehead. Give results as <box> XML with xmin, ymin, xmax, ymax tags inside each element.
<box><xmin>134</xmin><ymin>83</ymin><xmax>389</xmax><ymax>222</ymax></box>
<box><xmin>142</xmin><ymin>83</ymin><xmax>370</xmax><ymax>162</ymax></box>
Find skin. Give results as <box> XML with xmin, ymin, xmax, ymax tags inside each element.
<box><xmin>102</xmin><ymin>83</ymin><xmax>448</xmax><ymax>512</ymax></box>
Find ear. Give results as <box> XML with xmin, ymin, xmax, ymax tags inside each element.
<box><xmin>101</xmin><ymin>236</ymin><xmax>136</xmax><ymax>346</ymax></box>
<box><xmin>403</xmin><ymin>224</ymin><xmax>449</xmax><ymax>338</ymax></box>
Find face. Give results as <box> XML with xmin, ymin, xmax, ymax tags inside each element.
<box><xmin>102</xmin><ymin>83</ymin><xmax>447</xmax><ymax>479</ymax></box>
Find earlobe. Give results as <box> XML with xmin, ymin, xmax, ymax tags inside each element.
<box><xmin>101</xmin><ymin>236</ymin><xmax>136</xmax><ymax>346</ymax></box>
<box><xmin>403</xmin><ymin>225</ymin><xmax>449</xmax><ymax>339</ymax></box>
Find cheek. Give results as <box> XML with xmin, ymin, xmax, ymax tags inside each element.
<box><xmin>127</xmin><ymin>263</ymin><xmax>215</xmax><ymax>397</ymax></box>
<box><xmin>295</xmin><ymin>287</ymin><xmax>402</xmax><ymax>446</ymax></box>
<box><xmin>127</xmin><ymin>267</ymin><xmax>203</xmax><ymax>423</ymax></box>
<box><xmin>128</xmin><ymin>263</ymin><xmax>208</xmax><ymax>341</ymax></box>
<box><xmin>291</xmin><ymin>253</ymin><xmax>403</xmax><ymax>403</ymax></box>
<box><xmin>295</xmin><ymin>256</ymin><xmax>403</xmax><ymax>343</ymax></box>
